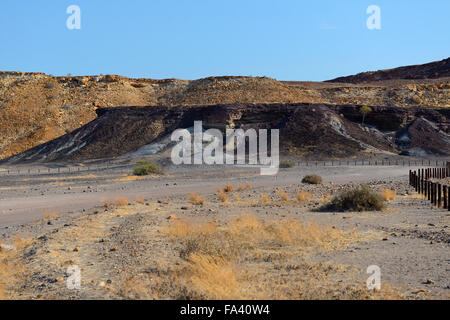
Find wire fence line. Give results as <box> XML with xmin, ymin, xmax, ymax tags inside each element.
<box><xmin>0</xmin><ymin>158</ymin><xmax>449</xmax><ymax>177</ymax></box>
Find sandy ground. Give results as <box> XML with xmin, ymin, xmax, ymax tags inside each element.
<box><xmin>0</xmin><ymin>164</ymin><xmax>449</xmax><ymax>299</ymax></box>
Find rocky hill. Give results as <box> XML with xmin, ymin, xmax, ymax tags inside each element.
<box><xmin>4</xmin><ymin>103</ymin><xmax>450</xmax><ymax>163</ymax></box>
<box><xmin>327</xmin><ymin>57</ymin><xmax>450</xmax><ymax>83</ymax></box>
<box><xmin>0</xmin><ymin>58</ymin><xmax>449</xmax><ymax>161</ymax></box>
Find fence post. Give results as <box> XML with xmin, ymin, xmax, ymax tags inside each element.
<box><xmin>438</xmin><ymin>184</ymin><xmax>442</xmax><ymax>208</ymax></box>
<box><xmin>444</xmin><ymin>186</ymin><xmax>447</xmax><ymax>209</ymax></box>
<box><xmin>428</xmin><ymin>181</ymin><xmax>432</xmax><ymax>201</ymax></box>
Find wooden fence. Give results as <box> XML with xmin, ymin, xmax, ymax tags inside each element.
<box><xmin>409</xmin><ymin>162</ymin><xmax>450</xmax><ymax>210</ymax></box>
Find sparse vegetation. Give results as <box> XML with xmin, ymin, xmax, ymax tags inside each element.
<box><xmin>115</xmin><ymin>196</ymin><xmax>130</xmax><ymax>207</ymax></box>
<box><xmin>136</xmin><ymin>197</ymin><xmax>145</xmax><ymax>204</ymax></box>
<box><xmin>302</xmin><ymin>174</ymin><xmax>323</xmax><ymax>185</ymax></box>
<box><xmin>133</xmin><ymin>160</ymin><xmax>162</xmax><ymax>176</ymax></box>
<box><xmin>0</xmin><ymin>238</ymin><xmax>31</xmax><ymax>299</ymax></box>
<box><xmin>260</xmin><ymin>194</ymin><xmax>270</xmax><ymax>204</ymax></box>
<box><xmin>277</xmin><ymin>190</ymin><xmax>289</xmax><ymax>201</ymax></box>
<box><xmin>380</xmin><ymin>189</ymin><xmax>397</xmax><ymax>201</ymax></box>
<box><xmin>296</xmin><ymin>191</ymin><xmax>312</xmax><ymax>202</ymax></box>
<box><xmin>217</xmin><ymin>190</ymin><xmax>229</xmax><ymax>203</ymax></box>
<box><xmin>162</xmin><ymin>214</ymin><xmax>377</xmax><ymax>299</ymax></box>
<box><xmin>223</xmin><ymin>184</ymin><xmax>234</xmax><ymax>193</ymax></box>
<box><xmin>360</xmin><ymin>105</ymin><xmax>373</xmax><ymax>125</ymax></box>
<box><xmin>189</xmin><ymin>192</ymin><xmax>206</xmax><ymax>206</ymax></box>
<box><xmin>279</xmin><ymin>160</ymin><xmax>295</xmax><ymax>168</ymax></box>
<box><xmin>323</xmin><ymin>184</ymin><xmax>386</xmax><ymax>212</ymax></box>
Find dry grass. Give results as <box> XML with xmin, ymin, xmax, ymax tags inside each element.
<box><xmin>189</xmin><ymin>192</ymin><xmax>206</xmax><ymax>206</ymax></box>
<box><xmin>277</xmin><ymin>190</ymin><xmax>289</xmax><ymax>201</ymax></box>
<box><xmin>160</xmin><ymin>213</ymin><xmax>386</xmax><ymax>300</ymax></box>
<box><xmin>113</xmin><ymin>175</ymin><xmax>146</xmax><ymax>182</ymax></box>
<box><xmin>234</xmin><ymin>193</ymin><xmax>241</xmax><ymax>201</ymax></box>
<box><xmin>402</xmin><ymin>193</ymin><xmax>424</xmax><ymax>199</ymax></box>
<box><xmin>115</xmin><ymin>196</ymin><xmax>130</xmax><ymax>207</ymax></box>
<box><xmin>260</xmin><ymin>194</ymin><xmax>270</xmax><ymax>204</ymax></box>
<box><xmin>217</xmin><ymin>189</ymin><xmax>229</xmax><ymax>203</ymax></box>
<box><xmin>102</xmin><ymin>198</ymin><xmax>112</xmax><ymax>208</ymax></box>
<box><xmin>188</xmin><ymin>254</ymin><xmax>239</xmax><ymax>299</ymax></box>
<box><xmin>297</xmin><ymin>191</ymin><xmax>312</xmax><ymax>202</ymax></box>
<box><xmin>381</xmin><ymin>189</ymin><xmax>397</xmax><ymax>201</ymax></box>
<box><xmin>238</xmin><ymin>183</ymin><xmax>253</xmax><ymax>191</ymax></box>
<box><xmin>136</xmin><ymin>197</ymin><xmax>145</xmax><ymax>204</ymax></box>
<box><xmin>223</xmin><ymin>184</ymin><xmax>234</xmax><ymax>193</ymax></box>
<box><xmin>0</xmin><ymin>238</ymin><xmax>32</xmax><ymax>299</ymax></box>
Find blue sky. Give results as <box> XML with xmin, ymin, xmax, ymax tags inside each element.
<box><xmin>0</xmin><ymin>0</ymin><xmax>448</xmax><ymax>81</ymax></box>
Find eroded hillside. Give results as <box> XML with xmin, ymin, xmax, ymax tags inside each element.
<box><xmin>0</xmin><ymin>58</ymin><xmax>449</xmax><ymax>160</ymax></box>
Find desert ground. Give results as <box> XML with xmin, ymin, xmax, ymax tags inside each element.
<box><xmin>0</xmin><ymin>160</ymin><xmax>449</xmax><ymax>300</ymax></box>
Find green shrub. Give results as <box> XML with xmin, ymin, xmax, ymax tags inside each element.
<box><xmin>301</xmin><ymin>174</ymin><xmax>323</xmax><ymax>184</ymax></box>
<box><xmin>279</xmin><ymin>161</ymin><xmax>295</xmax><ymax>168</ymax></box>
<box><xmin>323</xmin><ymin>184</ymin><xmax>385</xmax><ymax>212</ymax></box>
<box><xmin>133</xmin><ymin>160</ymin><xmax>162</xmax><ymax>176</ymax></box>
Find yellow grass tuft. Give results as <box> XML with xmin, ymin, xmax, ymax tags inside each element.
<box><xmin>380</xmin><ymin>189</ymin><xmax>397</xmax><ymax>201</ymax></box>
<box><xmin>136</xmin><ymin>197</ymin><xmax>145</xmax><ymax>204</ymax></box>
<box><xmin>223</xmin><ymin>184</ymin><xmax>234</xmax><ymax>193</ymax></box>
<box><xmin>260</xmin><ymin>194</ymin><xmax>270</xmax><ymax>204</ymax></box>
<box><xmin>188</xmin><ymin>254</ymin><xmax>239</xmax><ymax>299</ymax></box>
<box><xmin>296</xmin><ymin>191</ymin><xmax>312</xmax><ymax>202</ymax></box>
<box><xmin>189</xmin><ymin>192</ymin><xmax>206</xmax><ymax>206</ymax></box>
<box><xmin>164</xmin><ymin>220</ymin><xmax>218</xmax><ymax>238</ymax></box>
<box><xmin>217</xmin><ymin>190</ymin><xmax>229</xmax><ymax>203</ymax></box>
<box><xmin>115</xmin><ymin>196</ymin><xmax>130</xmax><ymax>207</ymax></box>
<box><xmin>277</xmin><ymin>190</ymin><xmax>289</xmax><ymax>201</ymax></box>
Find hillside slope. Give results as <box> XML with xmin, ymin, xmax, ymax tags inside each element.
<box><xmin>1</xmin><ymin>58</ymin><xmax>449</xmax><ymax>160</ymax></box>
<box><xmin>327</xmin><ymin>57</ymin><xmax>450</xmax><ymax>83</ymax></box>
<box><xmin>5</xmin><ymin>103</ymin><xmax>450</xmax><ymax>163</ymax></box>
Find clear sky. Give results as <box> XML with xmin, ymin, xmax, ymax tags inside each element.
<box><xmin>0</xmin><ymin>0</ymin><xmax>448</xmax><ymax>81</ymax></box>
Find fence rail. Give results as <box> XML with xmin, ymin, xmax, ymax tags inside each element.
<box><xmin>409</xmin><ymin>162</ymin><xmax>450</xmax><ymax>210</ymax></box>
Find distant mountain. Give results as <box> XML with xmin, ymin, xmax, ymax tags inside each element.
<box><xmin>327</xmin><ymin>58</ymin><xmax>450</xmax><ymax>83</ymax></box>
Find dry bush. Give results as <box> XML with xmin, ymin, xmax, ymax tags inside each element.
<box><xmin>136</xmin><ymin>197</ymin><xmax>145</xmax><ymax>204</ymax></box>
<box><xmin>279</xmin><ymin>160</ymin><xmax>295</xmax><ymax>168</ymax></box>
<box><xmin>115</xmin><ymin>196</ymin><xmax>130</xmax><ymax>207</ymax></box>
<box><xmin>102</xmin><ymin>198</ymin><xmax>112</xmax><ymax>208</ymax></box>
<box><xmin>223</xmin><ymin>184</ymin><xmax>234</xmax><ymax>193</ymax></box>
<box><xmin>302</xmin><ymin>174</ymin><xmax>323</xmax><ymax>185</ymax></box>
<box><xmin>296</xmin><ymin>191</ymin><xmax>312</xmax><ymax>202</ymax></box>
<box><xmin>238</xmin><ymin>185</ymin><xmax>246</xmax><ymax>191</ymax></box>
<box><xmin>277</xmin><ymin>190</ymin><xmax>289</xmax><ymax>201</ymax></box>
<box><xmin>260</xmin><ymin>194</ymin><xmax>270</xmax><ymax>204</ymax></box>
<box><xmin>323</xmin><ymin>185</ymin><xmax>385</xmax><ymax>212</ymax></box>
<box><xmin>133</xmin><ymin>160</ymin><xmax>162</xmax><ymax>176</ymax></box>
<box><xmin>189</xmin><ymin>192</ymin><xmax>206</xmax><ymax>206</ymax></box>
<box><xmin>217</xmin><ymin>190</ymin><xmax>228</xmax><ymax>203</ymax></box>
<box><xmin>234</xmin><ymin>193</ymin><xmax>241</xmax><ymax>201</ymax></box>
<box><xmin>245</xmin><ymin>183</ymin><xmax>253</xmax><ymax>189</ymax></box>
<box><xmin>380</xmin><ymin>189</ymin><xmax>397</xmax><ymax>201</ymax></box>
